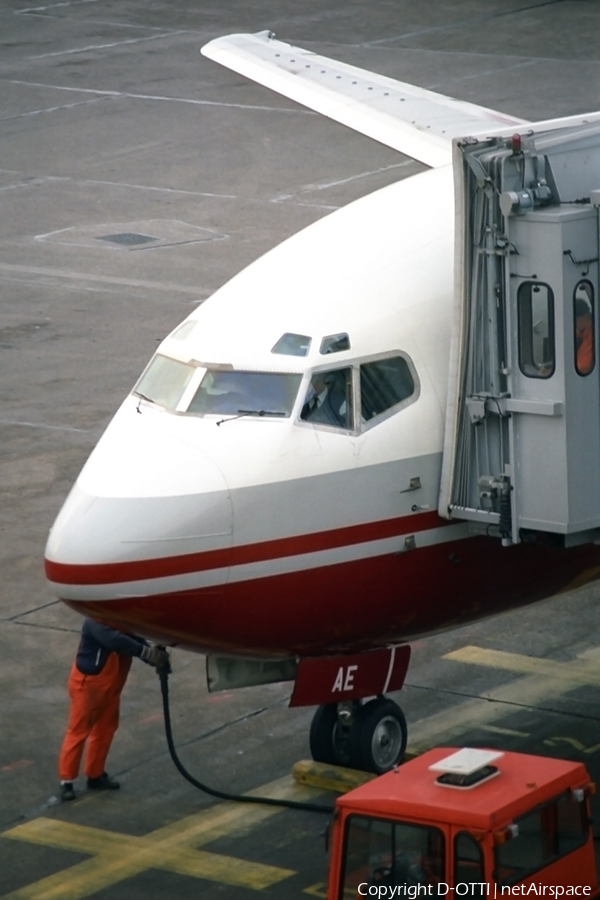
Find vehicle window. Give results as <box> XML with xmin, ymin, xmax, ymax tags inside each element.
<box><xmin>574</xmin><ymin>280</ymin><xmax>595</xmax><ymax>376</ymax></box>
<box><xmin>518</xmin><ymin>281</ymin><xmax>555</xmax><ymax>378</ymax></box>
<box><xmin>495</xmin><ymin>791</ymin><xmax>588</xmax><ymax>886</ymax></box>
<box><xmin>340</xmin><ymin>814</ymin><xmax>444</xmax><ymax>898</ymax></box>
<box><xmin>187</xmin><ymin>370</ymin><xmax>301</xmax><ymax>417</ymax></box>
<box><xmin>300</xmin><ymin>368</ymin><xmax>353</xmax><ymax>429</ymax></box>
<box><xmin>320</xmin><ymin>333</ymin><xmax>350</xmax><ymax>354</ymax></box>
<box><xmin>360</xmin><ymin>356</ymin><xmax>414</xmax><ymax>421</ymax></box>
<box><xmin>271</xmin><ymin>332</ymin><xmax>312</xmax><ymax>357</ymax></box>
<box><xmin>133</xmin><ymin>354</ymin><xmax>195</xmax><ymax>410</ymax></box>
<box><xmin>454</xmin><ymin>832</ymin><xmax>485</xmax><ymax>895</ymax></box>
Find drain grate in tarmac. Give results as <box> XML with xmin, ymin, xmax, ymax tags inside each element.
<box><xmin>36</xmin><ymin>219</ymin><xmax>226</xmax><ymax>250</ymax></box>
<box><xmin>95</xmin><ymin>232</ymin><xmax>159</xmax><ymax>246</ymax></box>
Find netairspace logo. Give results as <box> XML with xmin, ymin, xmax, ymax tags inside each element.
<box><xmin>357</xmin><ymin>886</ymin><xmax>593</xmax><ymax>899</ymax></box>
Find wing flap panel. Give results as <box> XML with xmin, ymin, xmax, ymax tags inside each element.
<box><xmin>201</xmin><ymin>31</ymin><xmax>527</xmax><ymax>168</ymax></box>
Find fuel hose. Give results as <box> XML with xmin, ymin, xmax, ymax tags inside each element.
<box><xmin>158</xmin><ymin>663</ymin><xmax>333</xmax><ymax>814</ymax></box>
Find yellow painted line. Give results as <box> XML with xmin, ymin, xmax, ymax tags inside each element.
<box><xmin>557</xmin><ymin>565</ymin><xmax>600</xmax><ymax>594</ymax></box>
<box><xmin>304</xmin><ymin>882</ymin><xmax>328</xmax><ymax>897</ymax></box>
<box><xmin>408</xmin><ymin>643</ymin><xmax>600</xmax><ymax>753</ymax></box>
<box><xmin>445</xmin><ymin>645</ymin><xmax>600</xmax><ymax>685</ymax></box>
<box><xmin>0</xmin><ymin>774</ymin><xmax>322</xmax><ymax>899</ymax></box>
<box><xmin>2</xmin><ymin>819</ymin><xmax>293</xmax><ymax>890</ymax></box>
<box><xmin>1</xmin><ymin>851</ymin><xmax>290</xmax><ymax>899</ymax></box>
<box><xmin>480</xmin><ymin>724</ymin><xmax>530</xmax><ymax>738</ymax></box>
<box><xmin>3</xmin><ymin>819</ymin><xmax>124</xmax><ymax>855</ymax></box>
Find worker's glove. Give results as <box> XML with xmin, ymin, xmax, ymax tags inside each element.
<box><xmin>155</xmin><ymin>648</ymin><xmax>171</xmax><ymax>674</ymax></box>
<box><xmin>141</xmin><ymin>645</ymin><xmax>171</xmax><ymax>670</ymax></box>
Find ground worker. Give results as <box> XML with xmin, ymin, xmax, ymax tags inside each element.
<box><xmin>58</xmin><ymin>617</ymin><xmax>169</xmax><ymax>801</ymax></box>
<box><xmin>575</xmin><ymin>296</ymin><xmax>594</xmax><ymax>375</ymax></box>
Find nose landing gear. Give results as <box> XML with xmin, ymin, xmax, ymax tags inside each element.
<box><xmin>309</xmin><ymin>695</ymin><xmax>407</xmax><ymax>774</ymax></box>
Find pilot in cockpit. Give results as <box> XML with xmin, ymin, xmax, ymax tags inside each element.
<box><xmin>300</xmin><ymin>371</ymin><xmax>349</xmax><ymax>427</ymax></box>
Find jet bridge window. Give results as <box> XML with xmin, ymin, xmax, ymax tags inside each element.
<box><xmin>187</xmin><ymin>370</ymin><xmax>301</xmax><ymax>417</ymax></box>
<box><xmin>300</xmin><ymin>368</ymin><xmax>352</xmax><ymax>429</ymax></box>
<box><xmin>360</xmin><ymin>356</ymin><xmax>415</xmax><ymax>421</ymax></box>
<box><xmin>518</xmin><ymin>281</ymin><xmax>555</xmax><ymax>379</ymax></box>
<box><xmin>574</xmin><ymin>280</ymin><xmax>595</xmax><ymax>376</ymax></box>
<box><xmin>340</xmin><ymin>814</ymin><xmax>444</xmax><ymax>896</ymax></box>
<box><xmin>133</xmin><ymin>354</ymin><xmax>195</xmax><ymax>410</ymax></box>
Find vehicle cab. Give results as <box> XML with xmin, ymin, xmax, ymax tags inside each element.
<box><xmin>327</xmin><ymin>747</ymin><xmax>599</xmax><ymax>896</ymax></box>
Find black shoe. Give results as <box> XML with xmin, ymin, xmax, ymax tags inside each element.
<box><xmin>87</xmin><ymin>772</ymin><xmax>120</xmax><ymax>791</ymax></box>
<box><xmin>60</xmin><ymin>782</ymin><xmax>76</xmax><ymax>802</ymax></box>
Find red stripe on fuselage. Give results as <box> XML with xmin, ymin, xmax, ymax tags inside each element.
<box><xmin>45</xmin><ymin>510</ymin><xmax>447</xmax><ymax>586</ymax></box>
<box><xmin>62</xmin><ymin>533</ymin><xmax>600</xmax><ymax>658</ymax></box>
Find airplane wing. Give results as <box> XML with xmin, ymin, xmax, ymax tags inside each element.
<box><xmin>201</xmin><ymin>31</ymin><xmax>526</xmax><ymax>169</ymax></box>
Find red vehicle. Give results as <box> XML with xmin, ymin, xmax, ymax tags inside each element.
<box><xmin>326</xmin><ymin>747</ymin><xmax>599</xmax><ymax>896</ymax></box>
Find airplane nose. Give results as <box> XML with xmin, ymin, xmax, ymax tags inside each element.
<box><xmin>45</xmin><ymin>407</ymin><xmax>233</xmax><ymax>598</ymax></box>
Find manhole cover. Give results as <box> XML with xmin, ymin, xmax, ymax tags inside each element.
<box><xmin>95</xmin><ymin>232</ymin><xmax>158</xmax><ymax>246</ymax></box>
<box><xmin>36</xmin><ymin>220</ymin><xmax>226</xmax><ymax>250</ymax></box>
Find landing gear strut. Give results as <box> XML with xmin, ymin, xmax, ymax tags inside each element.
<box><xmin>309</xmin><ymin>696</ymin><xmax>407</xmax><ymax>774</ymax></box>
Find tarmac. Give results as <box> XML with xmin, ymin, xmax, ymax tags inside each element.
<box><xmin>3</xmin><ymin>1</ymin><xmax>600</xmax><ymax>897</ymax></box>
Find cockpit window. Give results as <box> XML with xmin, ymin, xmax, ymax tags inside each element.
<box><xmin>187</xmin><ymin>370</ymin><xmax>301</xmax><ymax>417</ymax></box>
<box><xmin>133</xmin><ymin>354</ymin><xmax>195</xmax><ymax>410</ymax></box>
<box><xmin>320</xmin><ymin>333</ymin><xmax>350</xmax><ymax>354</ymax></box>
<box><xmin>300</xmin><ymin>368</ymin><xmax>353</xmax><ymax>429</ymax></box>
<box><xmin>271</xmin><ymin>333</ymin><xmax>312</xmax><ymax>357</ymax></box>
<box><xmin>169</xmin><ymin>321</ymin><xmax>197</xmax><ymax>341</ymax></box>
<box><xmin>360</xmin><ymin>356</ymin><xmax>414</xmax><ymax>421</ymax></box>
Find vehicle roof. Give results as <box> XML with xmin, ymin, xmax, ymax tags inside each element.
<box><xmin>336</xmin><ymin>747</ymin><xmax>590</xmax><ymax>830</ymax></box>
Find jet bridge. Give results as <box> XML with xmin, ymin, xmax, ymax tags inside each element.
<box><xmin>439</xmin><ymin>115</ymin><xmax>600</xmax><ymax>546</ymax></box>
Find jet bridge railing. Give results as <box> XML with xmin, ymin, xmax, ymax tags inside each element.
<box><xmin>439</xmin><ymin>120</ymin><xmax>600</xmax><ymax>546</ymax></box>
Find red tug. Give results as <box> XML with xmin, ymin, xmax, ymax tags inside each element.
<box><xmin>325</xmin><ymin>748</ymin><xmax>599</xmax><ymax>896</ymax></box>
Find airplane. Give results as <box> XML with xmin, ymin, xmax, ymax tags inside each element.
<box><xmin>44</xmin><ymin>31</ymin><xmax>600</xmax><ymax>774</ymax></box>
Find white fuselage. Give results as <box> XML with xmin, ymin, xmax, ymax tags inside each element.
<box><xmin>46</xmin><ymin>164</ymin><xmax>501</xmax><ymax>655</ymax></box>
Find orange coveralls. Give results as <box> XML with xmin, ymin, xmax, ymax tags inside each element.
<box><xmin>576</xmin><ymin>319</ymin><xmax>594</xmax><ymax>375</ymax></box>
<box><xmin>59</xmin><ymin>651</ymin><xmax>132</xmax><ymax>781</ymax></box>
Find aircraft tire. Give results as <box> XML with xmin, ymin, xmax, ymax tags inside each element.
<box><xmin>351</xmin><ymin>697</ymin><xmax>407</xmax><ymax>774</ymax></box>
<box><xmin>309</xmin><ymin>703</ymin><xmax>354</xmax><ymax>767</ymax></box>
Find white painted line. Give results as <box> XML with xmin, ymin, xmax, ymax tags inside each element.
<box><xmin>27</xmin><ymin>31</ymin><xmax>189</xmax><ymax>59</ymax></box>
<box><xmin>427</xmin><ymin>59</ymin><xmax>539</xmax><ymax>91</ymax></box>
<box><xmin>0</xmin><ymin>263</ymin><xmax>208</xmax><ymax>296</ymax></box>
<box><xmin>6</xmin><ymin>171</ymin><xmax>238</xmax><ymax>200</ymax></box>
<box><xmin>7</xmin><ymin>80</ymin><xmax>315</xmax><ymax>115</ymax></box>
<box><xmin>309</xmin><ymin>160</ymin><xmax>415</xmax><ymax>191</ymax></box>
<box><xmin>0</xmin><ymin>420</ymin><xmax>92</xmax><ymax>434</ymax></box>
<box><xmin>0</xmin><ymin>97</ymin><xmax>108</xmax><ymax>121</ymax></box>
<box><xmin>0</xmin><ymin>183</ymin><xmax>36</xmax><ymax>194</ymax></box>
<box><xmin>17</xmin><ymin>0</ymin><xmax>103</xmax><ymax>13</ymax></box>
<box><xmin>0</xmin><ymin>170</ymin><xmax>337</xmax><ymax>209</ymax></box>
<box><xmin>271</xmin><ymin>160</ymin><xmax>415</xmax><ymax>202</ymax></box>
